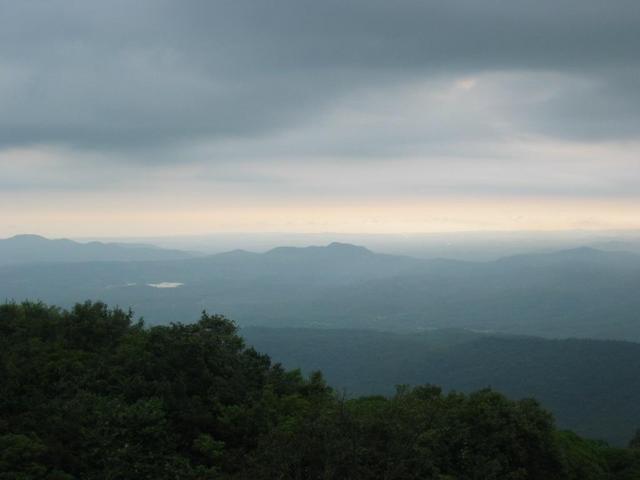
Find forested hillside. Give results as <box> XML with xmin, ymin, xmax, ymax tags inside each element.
<box><xmin>2</xmin><ymin>301</ymin><xmax>640</xmax><ymax>479</ymax></box>
<box><xmin>243</xmin><ymin>327</ymin><xmax>640</xmax><ymax>445</ymax></box>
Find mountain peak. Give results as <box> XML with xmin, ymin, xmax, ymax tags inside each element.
<box><xmin>326</xmin><ymin>242</ymin><xmax>372</xmax><ymax>254</ymax></box>
<box><xmin>6</xmin><ymin>234</ymin><xmax>51</xmax><ymax>242</ymax></box>
<box><xmin>266</xmin><ymin>242</ymin><xmax>372</xmax><ymax>257</ymax></box>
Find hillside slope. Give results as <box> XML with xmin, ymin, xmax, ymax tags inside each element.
<box><xmin>243</xmin><ymin>326</ymin><xmax>640</xmax><ymax>446</ymax></box>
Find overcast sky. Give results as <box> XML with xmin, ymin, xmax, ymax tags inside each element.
<box><xmin>1</xmin><ymin>0</ymin><xmax>639</xmax><ymax>237</ymax></box>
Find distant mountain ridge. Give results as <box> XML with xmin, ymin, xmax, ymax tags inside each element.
<box><xmin>2</xmin><ymin>240</ymin><xmax>640</xmax><ymax>340</ymax></box>
<box><xmin>495</xmin><ymin>246</ymin><xmax>640</xmax><ymax>268</ymax></box>
<box><xmin>265</xmin><ymin>242</ymin><xmax>373</xmax><ymax>257</ymax></box>
<box><xmin>0</xmin><ymin>234</ymin><xmax>196</xmax><ymax>265</ymax></box>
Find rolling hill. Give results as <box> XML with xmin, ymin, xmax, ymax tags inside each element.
<box><xmin>0</xmin><ymin>234</ymin><xmax>196</xmax><ymax>265</ymax></box>
<box><xmin>242</xmin><ymin>326</ymin><xmax>640</xmax><ymax>446</ymax></box>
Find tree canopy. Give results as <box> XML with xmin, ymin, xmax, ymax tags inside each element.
<box><xmin>1</xmin><ymin>301</ymin><xmax>639</xmax><ymax>479</ymax></box>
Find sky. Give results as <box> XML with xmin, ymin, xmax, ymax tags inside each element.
<box><xmin>1</xmin><ymin>0</ymin><xmax>640</xmax><ymax>237</ymax></box>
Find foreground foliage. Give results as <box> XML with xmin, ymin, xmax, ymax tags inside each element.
<box><xmin>1</xmin><ymin>301</ymin><xmax>639</xmax><ymax>479</ymax></box>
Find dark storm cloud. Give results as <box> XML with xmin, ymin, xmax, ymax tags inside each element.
<box><xmin>1</xmin><ymin>0</ymin><xmax>640</xmax><ymax>152</ymax></box>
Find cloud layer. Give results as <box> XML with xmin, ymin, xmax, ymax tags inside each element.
<box><xmin>1</xmin><ymin>0</ymin><xmax>639</xmax><ymax>234</ymax></box>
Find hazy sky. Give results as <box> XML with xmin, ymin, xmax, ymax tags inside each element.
<box><xmin>1</xmin><ymin>0</ymin><xmax>639</xmax><ymax>237</ymax></box>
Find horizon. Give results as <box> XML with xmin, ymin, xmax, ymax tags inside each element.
<box><xmin>4</xmin><ymin>228</ymin><xmax>640</xmax><ymax>262</ymax></box>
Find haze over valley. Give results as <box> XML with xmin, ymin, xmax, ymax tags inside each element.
<box><xmin>3</xmin><ymin>233</ymin><xmax>640</xmax><ymax>340</ymax></box>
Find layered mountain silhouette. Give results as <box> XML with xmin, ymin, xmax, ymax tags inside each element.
<box><xmin>2</xmin><ymin>239</ymin><xmax>640</xmax><ymax>340</ymax></box>
<box><xmin>0</xmin><ymin>234</ymin><xmax>195</xmax><ymax>264</ymax></box>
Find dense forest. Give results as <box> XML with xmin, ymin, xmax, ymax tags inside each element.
<box><xmin>2</xmin><ymin>301</ymin><xmax>640</xmax><ymax>479</ymax></box>
<box><xmin>243</xmin><ymin>326</ymin><xmax>640</xmax><ymax>445</ymax></box>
